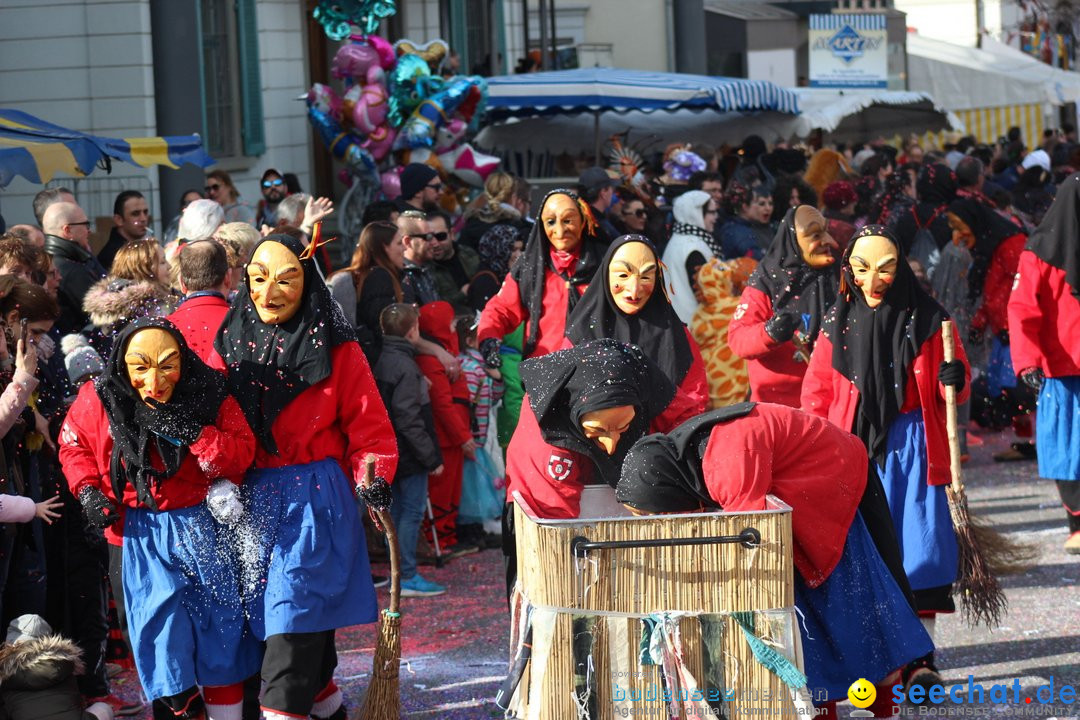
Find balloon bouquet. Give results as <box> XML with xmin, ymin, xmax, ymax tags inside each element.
<box><xmin>307</xmin><ymin>0</ymin><xmax>501</xmax><ymax>237</ymax></box>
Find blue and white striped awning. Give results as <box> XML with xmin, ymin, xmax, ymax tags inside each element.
<box><xmin>484</xmin><ymin>67</ymin><xmax>800</xmax><ymax>119</ymax></box>
<box><xmin>0</xmin><ymin>109</ymin><xmax>214</xmax><ymax>188</ymax></box>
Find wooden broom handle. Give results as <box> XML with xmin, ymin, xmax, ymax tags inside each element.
<box><xmin>365</xmin><ymin>456</ymin><xmax>401</xmax><ymax>615</ymax></box>
<box><xmin>941</xmin><ymin>320</ymin><xmax>964</xmax><ymax>494</ymax></box>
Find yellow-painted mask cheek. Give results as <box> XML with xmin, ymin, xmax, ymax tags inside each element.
<box><xmin>541</xmin><ymin>194</ymin><xmax>583</xmax><ymax>253</ymax></box>
<box><xmin>248</xmin><ymin>242</ymin><xmax>305</xmax><ymax>325</ymax></box>
<box><xmin>608</xmin><ymin>241</ymin><xmax>658</xmax><ymax>315</ymax></box>
<box><xmin>849</xmin><ymin>234</ymin><xmax>899</xmax><ymax>308</ymax></box>
<box><xmin>580</xmin><ymin>404</ymin><xmax>637</xmax><ymax>456</ymax></box>
<box><xmin>125</xmin><ymin>328</ymin><xmax>182</xmax><ymax>405</ymax></box>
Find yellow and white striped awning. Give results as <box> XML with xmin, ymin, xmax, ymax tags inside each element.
<box><xmin>919</xmin><ymin>103</ymin><xmax>1046</xmax><ymax>150</ymax></box>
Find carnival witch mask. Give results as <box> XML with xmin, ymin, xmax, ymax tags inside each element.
<box><xmin>794</xmin><ymin>206</ymin><xmax>838</xmax><ymax>269</ymax></box>
<box><xmin>541</xmin><ymin>193</ymin><xmax>584</xmax><ymax>252</ymax></box>
<box><xmin>607</xmin><ymin>240</ymin><xmax>658</xmax><ymax>315</ymax></box>
<box><xmin>580</xmin><ymin>405</ymin><xmax>637</xmax><ymax>456</ymax></box>
<box><xmin>848</xmin><ymin>233</ymin><xmax>899</xmax><ymax>308</ymax></box>
<box><xmin>125</xmin><ymin>328</ymin><xmax>181</xmax><ymax>405</ymax></box>
<box><xmin>247</xmin><ymin>240</ymin><xmax>305</xmax><ymax>324</ymax></box>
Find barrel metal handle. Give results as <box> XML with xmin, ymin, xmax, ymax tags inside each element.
<box><xmin>570</xmin><ymin>527</ymin><xmax>761</xmax><ymax>560</ymax></box>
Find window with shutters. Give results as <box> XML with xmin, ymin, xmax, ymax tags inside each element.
<box><xmin>199</xmin><ymin>0</ymin><xmax>265</xmax><ymax>160</ymax></box>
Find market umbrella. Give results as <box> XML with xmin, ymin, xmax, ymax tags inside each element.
<box><xmin>0</xmin><ymin>108</ymin><xmax>214</xmax><ymax>188</ymax></box>
<box><xmin>483</xmin><ymin>67</ymin><xmax>800</xmax><ymax>158</ymax></box>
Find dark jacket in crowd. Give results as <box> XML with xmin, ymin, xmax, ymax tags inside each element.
<box><xmin>0</xmin><ymin>634</ymin><xmax>96</xmax><ymax>720</ymax></box>
<box><xmin>95</xmin><ymin>227</ymin><xmax>125</xmax><ymax>272</ymax></box>
<box><xmin>43</xmin><ymin>236</ymin><xmax>106</xmax><ymax>336</ymax></box>
<box><xmin>432</xmin><ymin>244</ymin><xmax>480</xmax><ymax>313</ymax></box>
<box><xmin>373</xmin><ymin>336</ymin><xmax>443</xmax><ymax>479</ymax></box>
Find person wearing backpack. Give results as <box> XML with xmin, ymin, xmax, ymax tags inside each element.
<box><xmin>893</xmin><ymin>163</ymin><xmax>957</xmax><ymax>275</ymax></box>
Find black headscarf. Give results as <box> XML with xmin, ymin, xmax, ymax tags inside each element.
<box><xmin>96</xmin><ymin>317</ymin><xmax>227</xmax><ymax>510</ymax></box>
<box><xmin>747</xmin><ymin>206</ymin><xmax>840</xmax><ymax>348</ymax></box>
<box><xmin>947</xmin><ymin>197</ymin><xmax>1024</xmax><ymax>302</ymax></box>
<box><xmin>615</xmin><ymin>404</ymin><xmax>757</xmax><ymax>513</ymax></box>
<box><xmin>520</xmin><ymin>338</ymin><xmax>675</xmax><ymax>486</ymax></box>
<box><xmin>1026</xmin><ymin>171</ymin><xmax>1080</xmax><ymax>299</ymax></box>
<box><xmin>823</xmin><ymin>225</ymin><xmax>947</xmax><ymax>466</ymax></box>
<box><xmin>214</xmin><ymin>233</ymin><xmax>356</xmax><ymax>454</ymax></box>
<box><xmin>510</xmin><ymin>189</ymin><xmax>604</xmax><ymax>357</ymax></box>
<box><xmin>916</xmin><ymin>162</ymin><xmax>958</xmax><ymax>206</ymax></box>
<box><xmin>564</xmin><ymin>234</ymin><xmax>692</xmax><ymax>406</ymax></box>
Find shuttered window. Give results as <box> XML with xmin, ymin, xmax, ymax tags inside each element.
<box><xmin>198</xmin><ymin>0</ymin><xmax>264</xmax><ymax>160</ymax></box>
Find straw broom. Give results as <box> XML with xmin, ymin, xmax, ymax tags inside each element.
<box><xmin>354</xmin><ymin>456</ymin><xmax>402</xmax><ymax>720</ymax></box>
<box><xmin>941</xmin><ymin>320</ymin><xmax>1010</xmax><ymax>627</ymax></box>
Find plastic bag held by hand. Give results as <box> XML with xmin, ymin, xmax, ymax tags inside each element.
<box><xmin>207</xmin><ymin>479</ymin><xmax>244</xmax><ymax>524</ymax></box>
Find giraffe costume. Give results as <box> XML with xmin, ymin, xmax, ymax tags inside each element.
<box><xmin>691</xmin><ymin>257</ymin><xmax>757</xmax><ymax>408</ymax></box>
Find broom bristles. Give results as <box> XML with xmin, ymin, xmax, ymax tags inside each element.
<box><xmin>947</xmin><ymin>486</ymin><xmax>1009</xmax><ymax>628</ymax></box>
<box><xmin>354</xmin><ymin>610</ymin><xmax>402</xmax><ymax>720</ymax></box>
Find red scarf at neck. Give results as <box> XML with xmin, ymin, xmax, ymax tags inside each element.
<box><xmin>549</xmin><ymin>247</ymin><xmax>580</xmax><ymax>277</ymax></box>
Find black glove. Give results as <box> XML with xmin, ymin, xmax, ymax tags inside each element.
<box><xmin>78</xmin><ymin>486</ymin><xmax>119</xmax><ymax>529</ymax></box>
<box><xmin>938</xmin><ymin>360</ymin><xmax>966</xmax><ymax>392</ymax></box>
<box><xmin>764</xmin><ymin>311</ymin><xmax>800</xmax><ymax>343</ymax></box>
<box><xmin>1020</xmin><ymin>367</ymin><xmax>1045</xmax><ymax>391</ymax></box>
<box><xmin>480</xmin><ymin>337</ymin><xmax>502</xmax><ymax>369</ymax></box>
<box><xmin>355</xmin><ymin>475</ymin><xmax>393</xmax><ymax>512</ymax></box>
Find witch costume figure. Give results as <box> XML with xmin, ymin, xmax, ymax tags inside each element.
<box><xmin>59</xmin><ymin>317</ymin><xmax>260</xmax><ymax>720</ymax></box>
<box><xmin>616</xmin><ymin>402</ymin><xmax>933</xmax><ymax>718</ymax></box>
<box><xmin>213</xmin><ymin>234</ymin><xmax>398</xmax><ymax>720</ymax></box>
<box><xmin>501</xmin><ymin>339</ymin><xmax>676</xmax><ymax>595</ymax></box>
<box><xmin>801</xmin><ymin>225</ymin><xmax>969</xmax><ymax>673</ymax></box>
<box><xmin>1008</xmin><ymin>173</ymin><xmax>1080</xmax><ymax>555</ymax></box>
<box><xmin>728</xmin><ymin>206</ymin><xmax>840</xmax><ymax>407</ymax></box>
<box><xmin>564</xmin><ymin>234</ymin><xmax>708</xmax><ymax>429</ymax></box>
<box><xmin>476</xmin><ymin>189</ymin><xmax>605</xmax><ymax>367</ymax></box>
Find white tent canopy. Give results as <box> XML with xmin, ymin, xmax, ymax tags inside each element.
<box><xmin>907</xmin><ymin>33</ymin><xmax>1080</xmax><ymax>110</ymax></box>
<box><xmin>475</xmin><ymin>87</ymin><xmax>957</xmax><ymax>156</ymax></box>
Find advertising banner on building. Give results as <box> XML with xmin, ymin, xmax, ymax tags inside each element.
<box><xmin>809</xmin><ymin>14</ymin><xmax>887</xmax><ymax>88</ymax></box>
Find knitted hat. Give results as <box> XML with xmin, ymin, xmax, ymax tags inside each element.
<box><xmin>6</xmin><ymin>614</ymin><xmax>52</xmax><ymax>645</ymax></box>
<box><xmin>822</xmin><ymin>180</ymin><xmax>858</xmax><ymax>211</ymax></box>
<box><xmin>61</xmin><ymin>333</ymin><xmax>105</xmax><ymax>385</ymax></box>
<box><xmin>399</xmin><ymin>163</ymin><xmax>439</xmax><ymax>201</ymax></box>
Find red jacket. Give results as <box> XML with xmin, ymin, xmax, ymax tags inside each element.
<box><xmin>559</xmin><ymin>327</ymin><xmax>708</xmax><ymax>431</ymax></box>
<box><xmin>58</xmin><ymin>383</ymin><xmax>255</xmax><ymax>544</ymax></box>
<box><xmin>727</xmin><ymin>285</ymin><xmax>809</xmax><ymax>407</ymax></box>
<box><xmin>418</xmin><ymin>302</ymin><xmax>472</xmax><ymax>449</ymax></box>
<box><xmin>1008</xmin><ymin>250</ymin><xmax>1080</xmax><ymax>378</ymax></box>
<box><xmin>800</xmin><ymin>327</ymin><xmax>970</xmax><ymax>487</ymax></box>
<box><xmin>477</xmin><ymin>270</ymin><xmax>587</xmax><ymax>359</ymax></box>
<box><xmin>700</xmin><ymin>404</ymin><xmax>866</xmax><ymax>588</ymax></box>
<box><xmin>971</xmin><ymin>233</ymin><xmax>1026</xmax><ymax>335</ymax></box>
<box><xmin>249</xmin><ymin>342</ymin><xmax>398</xmax><ymax>485</ymax></box>
<box><xmin>505</xmin><ymin>389</ymin><xmax>698</xmax><ymax>520</ymax></box>
<box><xmin>165</xmin><ymin>293</ymin><xmax>229</xmax><ymax>366</ymax></box>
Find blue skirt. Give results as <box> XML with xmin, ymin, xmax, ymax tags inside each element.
<box><xmin>123</xmin><ymin>505</ymin><xmax>262</xmax><ymax>700</ymax></box>
<box><xmin>877</xmin><ymin>410</ymin><xmax>958</xmax><ymax>592</ymax></box>
<box><xmin>1036</xmin><ymin>376</ymin><xmax>1080</xmax><ymax>480</ymax></box>
<box><xmin>795</xmin><ymin>513</ymin><xmax>934</xmax><ymax>699</ymax></box>
<box><xmin>987</xmin><ymin>337</ymin><xmax>1017</xmax><ymax>397</ymax></box>
<box><xmin>242</xmin><ymin>458</ymin><xmax>377</xmax><ymax>639</ymax></box>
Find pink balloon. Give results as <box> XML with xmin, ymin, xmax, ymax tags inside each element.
<box><xmin>380</xmin><ymin>168</ymin><xmax>401</xmax><ymax>199</ymax></box>
<box><xmin>364</xmin><ymin>125</ymin><xmax>396</xmax><ymax>162</ymax></box>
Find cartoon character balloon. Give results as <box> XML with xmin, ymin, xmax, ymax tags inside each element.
<box><xmin>314</xmin><ymin>0</ymin><xmax>397</xmax><ymax>39</ymax></box>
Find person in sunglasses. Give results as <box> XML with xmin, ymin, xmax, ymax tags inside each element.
<box><xmin>610</xmin><ymin>191</ymin><xmax>648</xmax><ymax>237</ymax></box>
<box><xmin>396</xmin><ymin>163</ymin><xmax>443</xmax><ymax>214</ymax></box>
<box><xmin>204</xmin><ymin>170</ymin><xmax>256</xmax><ymax>227</ymax></box>
<box><xmin>256</xmin><ymin>168</ymin><xmax>289</xmax><ymax>227</ymax></box>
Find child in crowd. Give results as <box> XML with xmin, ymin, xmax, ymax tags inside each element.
<box><xmin>416</xmin><ymin>301</ymin><xmax>478</xmax><ymax>557</ymax></box>
<box><xmin>691</xmin><ymin>257</ymin><xmax>756</xmax><ymax>408</ymax></box>
<box><xmin>456</xmin><ymin>313</ymin><xmax>505</xmax><ymax>547</ymax></box>
<box><xmin>373</xmin><ymin>304</ymin><xmax>446</xmax><ymax>597</ymax></box>
<box><xmin>0</xmin><ymin>614</ymin><xmax>113</xmax><ymax>720</ymax></box>
<box><xmin>60</xmin><ymin>334</ymin><xmax>104</xmax><ymax>390</ymax></box>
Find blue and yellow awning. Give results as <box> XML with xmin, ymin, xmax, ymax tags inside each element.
<box><xmin>0</xmin><ymin>109</ymin><xmax>214</xmax><ymax>188</ymax></box>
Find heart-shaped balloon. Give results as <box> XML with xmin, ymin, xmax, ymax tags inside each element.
<box><xmin>394</xmin><ymin>38</ymin><xmax>449</xmax><ymax>72</ymax></box>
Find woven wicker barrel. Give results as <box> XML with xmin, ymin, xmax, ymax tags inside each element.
<box><xmin>509</xmin><ymin>486</ymin><xmax>797</xmax><ymax>720</ymax></box>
